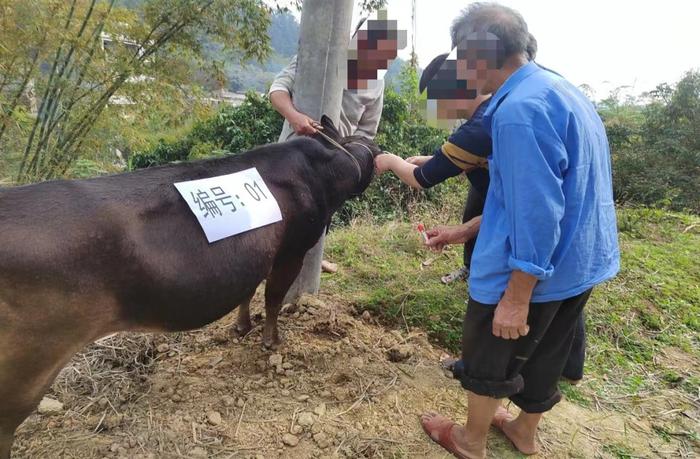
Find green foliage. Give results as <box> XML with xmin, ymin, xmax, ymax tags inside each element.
<box><xmin>129</xmin><ymin>91</ymin><xmax>283</xmax><ymax>169</ymax></box>
<box><xmin>0</xmin><ymin>0</ymin><xmax>273</xmax><ymax>183</ymax></box>
<box><xmin>601</xmin><ymin>71</ymin><xmax>700</xmax><ymax>214</ymax></box>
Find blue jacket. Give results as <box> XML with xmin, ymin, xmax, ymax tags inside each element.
<box><xmin>469</xmin><ymin>62</ymin><xmax>620</xmax><ymax>304</ymax></box>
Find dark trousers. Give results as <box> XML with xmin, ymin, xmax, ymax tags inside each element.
<box><xmin>462</xmin><ymin>185</ymin><xmax>485</xmax><ymax>267</ymax></box>
<box><xmin>461</xmin><ymin>184</ymin><xmax>586</xmax><ymax>382</ymax></box>
<box><xmin>454</xmin><ymin>289</ymin><xmax>593</xmax><ymax>413</ymax></box>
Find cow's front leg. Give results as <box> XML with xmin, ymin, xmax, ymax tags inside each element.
<box><xmin>263</xmin><ymin>256</ymin><xmax>304</xmax><ymax>350</ymax></box>
<box><xmin>233</xmin><ymin>293</ymin><xmax>255</xmax><ymax>337</ymax></box>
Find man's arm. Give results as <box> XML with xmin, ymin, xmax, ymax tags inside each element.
<box><xmin>269</xmin><ymin>91</ymin><xmax>319</xmax><ymax>135</ymax></box>
<box><xmin>424</xmin><ymin>216</ymin><xmax>482</xmax><ymax>251</ymax></box>
<box><xmin>374</xmin><ymin>153</ymin><xmax>422</xmax><ymax>189</ymax></box>
<box><xmin>268</xmin><ymin>56</ymin><xmax>318</xmax><ymax>136</ymax></box>
<box><xmin>491</xmin><ymin>122</ymin><xmax>568</xmax><ymax>339</ymax></box>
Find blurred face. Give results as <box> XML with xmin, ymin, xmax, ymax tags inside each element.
<box><xmin>422</xmin><ymin>53</ymin><xmax>490</xmax><ymax>126</ymax></box>
<box><xmin>455</xmin><ymin>32</ymin><xmax>505</xmax><ymax>95</ymax></box>
<box><xmin>434</xmin><ymin>95</ymin><xmax>490</xmax><ymax>121</ymax></box>
<box><xmin>347</xmin><ymin>14</ymin><xmax>407</xmax><ymax>91</ymax></box>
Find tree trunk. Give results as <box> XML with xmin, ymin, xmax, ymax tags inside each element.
<box><xmin>282</xmin><ymin>0</ymin><xmax>354</xmax><ymax>303</ymax></box>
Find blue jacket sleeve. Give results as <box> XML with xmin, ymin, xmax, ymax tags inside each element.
<box><xmin>493</xmin><ymin>123</ymin><xmax>567</xmax><ymax>280</ymax></box>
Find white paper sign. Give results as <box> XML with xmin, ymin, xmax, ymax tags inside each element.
<box><xmin>174</xmin><ymin>168</ymin><xmax>283</xmax><ymax>243</ymax></box>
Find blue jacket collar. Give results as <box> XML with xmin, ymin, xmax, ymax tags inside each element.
<box><xmin>483</xmin><ymin>62</ymin><xmax>541</xmax><ymax>133</ymax></box>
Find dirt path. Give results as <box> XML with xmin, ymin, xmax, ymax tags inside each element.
<box><xmin>13</xmin><ymin>292</ymin><xmax>697</xmax><ymax>458</ymax></box>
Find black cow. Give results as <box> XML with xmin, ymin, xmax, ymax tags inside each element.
<box><xmin>0</xmin><ymin>116</ymin><xmax>380</xmax><ymax>458</ymax></box>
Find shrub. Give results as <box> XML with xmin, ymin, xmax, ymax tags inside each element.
<box><xmin>129</xmin><ymin>91</ymin><xmax>283</xmax><ymax>169</ymax></box>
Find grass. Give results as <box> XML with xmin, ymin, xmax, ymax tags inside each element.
<box><xmin>324</xmin><ymin>207</ymin><xmax>700</xmax><ymax>424</ymax></box>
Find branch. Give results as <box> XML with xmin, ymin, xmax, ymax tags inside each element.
<box><xmin>17</xmin><ymin>0</ymin><xmax>78</xmax><ymax>178</ymax></box>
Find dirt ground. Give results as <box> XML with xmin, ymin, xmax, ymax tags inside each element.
<box><xmin>13</xmin><ymin>291</ymin><xmax>700</xmax><ymax>458</ymax></box>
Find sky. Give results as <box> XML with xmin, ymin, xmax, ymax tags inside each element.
<box><xmin>279</xmin><ymin>0</ymin><xmax>700</xmax><ymax>100</ymax></box>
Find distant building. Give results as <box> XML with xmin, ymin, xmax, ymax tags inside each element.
<box><xmin>204</xmin><ymin>89</ymin><xmax>250</xmax><ymax>107</ymax></box>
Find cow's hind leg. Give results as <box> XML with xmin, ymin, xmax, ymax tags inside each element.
<box><xmin>233</xmin><ymin>292</ymin><xmax>255</xmax><ymax>337</ymax></box>
<box><xmin>262</xmin><ymin>256</ymin><xmax>304</xmax><ymax>350</ymax></box>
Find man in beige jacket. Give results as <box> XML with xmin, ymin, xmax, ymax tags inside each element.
<box><xmin>268</xmin><ymin>14</ymin><xmax>405</xmax><ymax>142</ymax></box>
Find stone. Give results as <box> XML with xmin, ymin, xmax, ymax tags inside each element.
<box><xmin>37</xmin><ymin>397</ymin><xmax>63</xmax><ymax>414</ymax></box>
<box><xmin>156</xmin><ymin>343</ymin><xmax>170</xmax><ymax>353</ymax></box>
<box><xmin>361</xmin><ymin>310</ymin><xmax>371</xmax><ymax>321</ymax></box>
<box><xmin>236</xmin><ymin>398</ymin><xmax>246</xmax><ymax>408</ymax></box>
<box><xmin>297</xmin><ymin>412</ymin><xmax>315</xmax><ymax>427</ymax></box>
<box><xmin>297</xmin><ymin>294</ymin><xmax>325</xmax><ymax>309</ymax></box>
<box><xmin>269</xmin><ymin>354</ymin><xmax>283</xmax><ymax>367</ymax></box>
<box><xmin>222</xmin><ymin>395</ymin><xmax>236</xmax><ymax>407</ymax></box>
<box><xmin>282</xmin><ymin>362</ymin><xmax>293</xmax><ymax>370</ymax></box>
<box><xmin>206</xmin><ymin>410</ymin><xmax>222</xmax><ymax>426</ymax></box>
<box><xmin>387</xmin><ymin>344</ymin><xmax>414</xmax><ymax>363</ymax></box>
<box><xmin>282</xmin><ymin>433</ymin><xmax>299</xmax><ymax>447</ymax></box>
<box><xmin>280</xmin><ymin>389</ymin><xmax>291</xmax><ymax>397</ymax></box>
<box><xmin>296</xmin><ymin>394</ymin><xmax>310</xmax><ymax>402</ymax></box>
<box><xmin>290</xmin><ymin>424</ymin><xmax>303</xmax><ymax>435</ymax></box>
<box><xmin>313</xmin><ymin>432</ymin><xmax>331</xmax><ymax>449</ymax></box>
<box><xmin>313</xmin><ymin>403</ymin><xmax>327</xmax><ymax>417</ymax></box>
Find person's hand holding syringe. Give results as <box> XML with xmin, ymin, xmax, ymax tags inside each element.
<box><xmin>416</xmin><ymin>216</ymin><xmax>483</xmax><ymax>252</ymax></box>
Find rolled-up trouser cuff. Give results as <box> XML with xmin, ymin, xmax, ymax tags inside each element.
<box><xmin>453</xmin><ymin>361</ymin><xmax>524</xmax><ymax>399</ymax></box>
<box><xmin>510</xmin><ymin>390</ymin><xmax>562</xmax><ymax>413</ymax></box>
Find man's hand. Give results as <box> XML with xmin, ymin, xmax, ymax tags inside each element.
<box><xmin>374</xmin><ymin>153</ymin><xmax>399</xmax><ymax>174</ymax></box>
<box><xmin>424</xmin><ymin>225</ymin><xmax>469</xmax><ymax>251</ymax></box>
<box><xmin>425</xmin><ymin>217</ymin><xmax>481</xmax><ymax>252</ymax></box>
<box><xmin>492</xmin><ymin>270</ymin><xmax>537</xmax><ymax>340</ymax></box>
<box><xmin>405</xmin><ymin>155</ymin><xmax>432</xmax><ymax>167</ymax></box>
<box><xmin>492</xmin><ymin>296</ymin><xmax>530</xmax><ymax>339</ymax></box>
<box><xmin>289</xmin><ymin>112</ymin><xmax>321</xmax><ymax>136</ymax></box>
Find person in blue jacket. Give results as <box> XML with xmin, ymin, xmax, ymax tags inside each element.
<box><xmin>375</xmin><ymin>37</ymin><xmax>587</xmax><ymax>388</ymax></box>
<box><xmin>376</xmin><ymin>7</ymin><xmax>619</xmax><ymax>454</ymax></box>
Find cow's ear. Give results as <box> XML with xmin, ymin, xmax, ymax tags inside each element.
<box><xmin>320</xmin><ymin>115</ymin><xmax>342</xmax><ymax>141</ymax></box>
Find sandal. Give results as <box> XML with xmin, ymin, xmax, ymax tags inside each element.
<box><xmin>420</xmin><ymin>412</ymin><xmax>470</xmax><ymax>459</ymax></box>
<box><xmin>441</xmin><ymin>266</ymin><xmax>469</xmax><ymax>285</ymax></box>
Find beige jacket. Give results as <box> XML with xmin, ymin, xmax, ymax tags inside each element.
<box><xmin>268</xmin><ymin>56</ymin><xmax>384</xmax><ymax>142</ymax></box>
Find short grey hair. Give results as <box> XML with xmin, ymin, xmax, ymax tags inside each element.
<box><xmin>451</xmin><ymin>3</ymin><xmax>530</xmax><ymax>63</ymax></box>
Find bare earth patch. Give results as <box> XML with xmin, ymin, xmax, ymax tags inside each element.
<box><xmin>13</xmin><ymin>291</ymin><xmax>699</xmax><ymax>458</ymax></box>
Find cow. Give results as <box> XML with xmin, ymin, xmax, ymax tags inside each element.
<box><xmin>0</xmin><ymin>116</ymin><xmax>381</xmax><ymax>458</ymax></box>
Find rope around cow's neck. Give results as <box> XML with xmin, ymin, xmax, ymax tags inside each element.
<box><xmin>315</xmin><ymin>129</ymin><xmax>363</xmax><ymax>182</ymax></box>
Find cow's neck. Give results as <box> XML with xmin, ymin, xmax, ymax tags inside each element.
<box><xmin>318</xmin><ymin>146</ymin><xmax>373</xmax><ymax>208</ymax></box>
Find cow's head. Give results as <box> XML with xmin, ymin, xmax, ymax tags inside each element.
<box><xmin>314</xmin><ymin>115</ymin><xmax>381</xmax><ymax>194</ymax></box>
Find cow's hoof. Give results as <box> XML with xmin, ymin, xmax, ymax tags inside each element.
<box><xmin>231</xmin><ymin>323</ymin><xmax>252</xmax><ymax>338</ymax></box>
<box><xmin>262</xmin><ymin>338</ymin><xmax>281</xmax><ymax>351</ymax></box>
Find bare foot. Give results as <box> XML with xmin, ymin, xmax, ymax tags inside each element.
<box><xmin>420</xmin><ymin>412</ymin><xmax>485</xmax><ymax>459</ymax></box>
<box><xmin>321</xmin><ymin>260</ymin><xmax>338</xmax><ymax>274</ymax></box>
<box><xmin>491</xmin><ymin>406</ymin><xmax>539</xmax><ymax>455</ymax></box>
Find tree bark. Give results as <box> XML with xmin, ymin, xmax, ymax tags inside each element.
<box><xmin>282</xmin><ymin>0</ymin><xmax>354</xmax><ymax>303</ymax></box>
